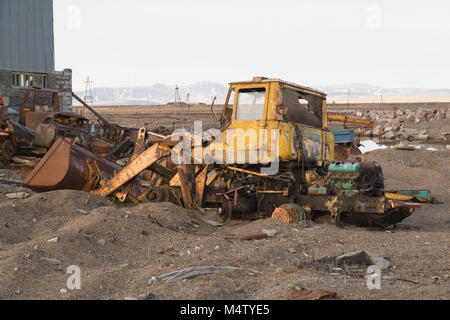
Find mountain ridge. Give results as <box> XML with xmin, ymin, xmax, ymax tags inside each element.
<box><xmin>74</xmin><ymin>82</ymin><xmax>450</xmax><ymax>106</ymax></box>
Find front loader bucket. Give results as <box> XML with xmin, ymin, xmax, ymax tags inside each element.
<box><xmin>23</xmin><ymin>138</ymin><xmax>122</xmax><ymax>192</ymax></box>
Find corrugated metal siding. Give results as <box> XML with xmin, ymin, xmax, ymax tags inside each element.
<box><xmin>0</xmin><ymin>0</ymin><xmax>54</xmax><ymax>73</ymax></box>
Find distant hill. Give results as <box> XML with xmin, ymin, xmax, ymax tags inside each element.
<box><xmin>319</xmin><ymin>83</ymin><xmax>450</xmax><ymax>98</ymax></box>
<box><xmin>74</xmin><ymin>81</ymin><xmax>450</xmax><ymax>106</ymax></box>
<box><xmin>74</xmin><ymin>82</ymin><xmax>228</xmax><ymax>106</ymax></box>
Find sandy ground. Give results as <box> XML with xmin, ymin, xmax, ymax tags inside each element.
<box><xmin>0</xmin><ymin>146</ymin><xmax>448</xmax><ymax>300</ymax></box>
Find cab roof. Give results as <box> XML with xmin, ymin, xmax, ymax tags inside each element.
<box><xmin>229</xmin><ymin>77</ymin><xmax>327</xmax><ymax>98</ymax></box>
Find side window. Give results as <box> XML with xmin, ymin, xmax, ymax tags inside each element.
<box><xmin>220</xmin><ymin>89</ymin><xmax>235</xmax><ymax>130</ymax></box>
<box><xmin>282</xmin><ymin>89</ymin><xmax>323</xmax><ymax>128</ymax></box>
<box><xmin>11</xmin><ymin>73</ymin><xmax>47</xmax><ymax>88</ymax></box>
<box><xmin>235</xmin><ymin>88</ymin><xmax>266</xmax><ymax>121</ymax></box>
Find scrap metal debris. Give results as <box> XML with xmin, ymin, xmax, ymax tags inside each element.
<box><xmin>225</xmin><ymin>229</ymin><xmax>279</xmax><ymax>241</ymax></box>
<box><xmin>6</xmin><ymin>192</ymin><xmax>29</xmax><ymax>200</ymax></box>
<box><xmin>77</xmin><ymin>209</ymin><xmax>89</xmax><ymax>216</ymax></box>
<box><xmin>156</xmin><ymin>266</ymin><xmax>242</xmax><ymax>284</ymax></box>
<box><xmin>1</xmin><ymin>87</ymin><xmax>171</xmax><ymax>171</ymax></box>
<box><xmin>335</xmin><ymin>250</ymin><xmax>392</xmax><ymax>270</ymax></box>
<box><xmin>389</xmin><ymin>278</ymin><xmax>421</xmax><ymax>286</ymax></box>
<box><xmin>289</xmin><ymin>289</ymin><xmax>338</xmax><ymax>301</ymax></box>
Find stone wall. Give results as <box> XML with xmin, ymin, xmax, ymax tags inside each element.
<box><xmin>0</xmin><ymin>68</ymin><xmax>72</xmax><ymax>112</ymax></box>
<box><xmin>52</xmin><ymin>69</ymin><xmax>73</xmax><ymax>112</ymax></box>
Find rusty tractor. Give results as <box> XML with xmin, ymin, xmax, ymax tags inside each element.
<box><xmin>22</xmin><ymin>78</ymin><xmax>430</xmax><ymax>228</ymax></box>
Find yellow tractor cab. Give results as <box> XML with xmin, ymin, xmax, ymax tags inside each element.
<box><xmin>216</xmin><ymin>77</ymin><xmax>334</xmax><ymax>166</ymax></box>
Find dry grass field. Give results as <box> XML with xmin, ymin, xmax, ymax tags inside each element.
<box><xmin>73</xmin><ymin>101</ymin><xmax>450</xmax><ymax>131</ymax></box>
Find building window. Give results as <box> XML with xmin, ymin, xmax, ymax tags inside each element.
<box><xmin>11</xmin><ymin>72</ymin><xmax>48</xmax><ymax>88</ymax></box>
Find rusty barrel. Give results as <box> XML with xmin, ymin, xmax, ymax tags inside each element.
<box><xmin>23</xmin><ymin>138</ymin><xmax>122</xmax><ymax>192</ymax></box>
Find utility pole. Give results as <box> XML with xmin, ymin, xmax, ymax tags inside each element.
<box><xmin>346</xmin><ymin>89</ymin><xmax>351</xmax><ymax>113</ymax></box>
<box><xmin>84</xmin><ymin>76</ymin><xmax>95</xmax><ymax>107</ymax></box>
<box><xmin>186</xmin><ymin>92</ymin><xmax>191</xmax><ymax>121</ymax></box>
<box><xmin>172</xmin><ymin>85</ymin><xmax>180</xmax><ymax>130</ymax></box>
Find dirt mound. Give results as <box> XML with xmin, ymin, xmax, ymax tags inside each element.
<box><xmin>0</xmin><ymin>191</ymin><xmax>221</xmax><ymax>299</ymax></box>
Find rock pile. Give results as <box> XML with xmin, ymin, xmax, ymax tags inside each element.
<box><xmin>347</xmin><ymin>108</ymin><xmax>449</xmax><ymax>142</ymax></box>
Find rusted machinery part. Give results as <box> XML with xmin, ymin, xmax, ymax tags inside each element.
<box><xmin>147</xmin><ymin>162</ymin><xmax>176</xmax><ymax>181</ymax></box>
<box><xmin>307</xmin><ymin>198</ymin><xmax>419</xmax><ymax>228</ymax></box>
<box><xmin>145</xmin><ymin>186</ymin><xmax>182</xmax><ymax>206</ymax></box>
<box><xmin>71</xmin><ymin>92</ymin><xmax>110</xmax><ymax>128</ymax></box>
<box><xmin>226</xmin><ymin>166</ymin><xmax>293</xmax><ymax>182</ymax></box>
<box><xmin>272</xmin><ymin>203</ymin><xmax>311</xmax><ymax>224</ymax></box>
<box><xmin>177</xmin><ymin>165</ymin><xmax>195</xmax><ymax>209</ymax></box>
<box><xmin>144</xmin><ymin>153</ymin><xmax>177</xmax><ymax>183</ymax></box>
<box><xmin>327</xmin><ymin>114</ymin><xmax>374</xmax><ymax>128</ymax></box>
<box><xmin>20</xmin><ymin>165</ymin><xmax>34</xmax><ymax>180</ymax></box>
<box><xmin>73</xmin><ymin>91</ymin><xmax>142</xmax><ymax>147</ymax></box>
<box><xmin>341</xmin><ymin>207</ymin><xmax>415</xmax><ymax>228</ymax></box>
<box><xmin>147</xmin><ymin>186</ymin><xmax>170</xmax><ymax>202</ymax></box>
<box><xmin>334</xmin><ymin>145</ymin><xmax>362</xmax><ymax>162</ymax></box>
<box><xmin>115</xmin><ymin>127</ymin><xmax>148</xmax><ymax>203</ymax></box>
<box><xmin>22</xmin><ymin>138</ymin><xmax>122</xmax><ymax>192</ymax></box>
<box><xmin>91</xmin><ymin>143</ymin><xmax>171</xmax><ymax>198</ymax></box>
<box><xmin>91</xmin><ymin>140</ymin><xmax>113</xmax><ymax>158</ymax></box>
<box><xmin>10</xmin><ymin>121</ymin><xmax>35</xmax><ymax>149</ymax></box>
<box><xmin>133</xmin><ymin>127</ymin><xmax>147</xmax><ymax>158</ymax></box>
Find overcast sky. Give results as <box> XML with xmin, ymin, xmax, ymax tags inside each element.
<box><xmin>53</xmin><ymin>0</ymin><xmax>450</xmax><ymax>91</ymax></box>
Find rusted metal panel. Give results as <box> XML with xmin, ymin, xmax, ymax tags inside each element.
<box><xmin>300</xmin><ymin>126</ymin><xmax>323</xmax><ymax>162</ymax></box>
<box><xmin>25</xmin><ymin>112</ymin><xmax>52</xmax><ymax>131</ymax></box>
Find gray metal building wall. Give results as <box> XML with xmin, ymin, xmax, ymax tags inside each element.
<box><xmin>0</xmin><ymin>0</ymin><xmax>55</xmax><ymax>73</ymax></box>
